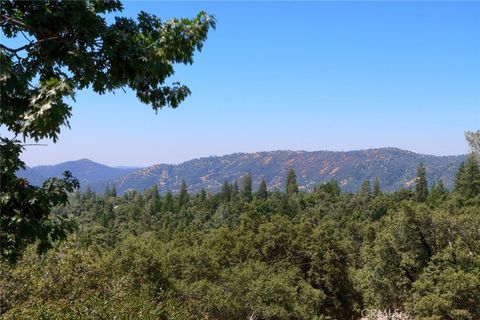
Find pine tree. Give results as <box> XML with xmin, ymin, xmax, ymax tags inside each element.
<box><xmin>104</xmin><ymin>184</ymin><xmax>117</xmax><ymax>198</ymax></box>
<box><xmin>231</xmin><ymin>180</ymin><xmax>239</xmax><ymax>199</ymax></box>
<box><xmin>199</xmin><ymin>188</ymin><xmax>207</xmax><ymax>202</ymax></box>
<box><xmin>163</xmin><ymin>191</ymin><xmax>175</xmax><ymax>212</ymax></box>
<box><xmin>111</xmin><ymin>185</ymin><xmax>117</xmax><ymax>198</ymax></box>
<box><xmin>455</xmin><ymin>154</ymin><xmax>480</xmax><ymax>199</ymax></box>
<box><xmin>435</xmin><ymin>180</ymin><xmax>447</xmax><ymax>194</ymax></box>
<box><xmin>150</xmin><ymin>184</ymin><xmax>161</xmax><ymax>214</ymax></box>
<box><xmin>178</xmin><ymin>180</ymin><xmax>189</xmax><ymax>207</ymax></box>
<box><xmin>286</xmin><ymin>169</ymin><xmax>299</xmax><ymax>196</ymax></box>
<box><xmin>359</xmin><ymin>180</ymin><xmax>372</xmax><ymax>198</ymax></box>
<box><xmin>428</xmin><ymin>180</ymin><xmax>448</xmax><ymax>204</ymax></box>
<box><xmin>415</xmin><ymin>163</ymin><xmax>429</xmax><ymax>202</ymax></box>
<box><xmin>221</xmin><ymin>180</ymin><xmax>232</xmax><ymax>202</ymax></box>
<box><xmin>84</xmin><ymin>186</ymin><xmax>96</xmax><ymax>200</ymax></box>
<box><xmin>373</xmin><ymin>177</ymin><xmax>381</xmax><ymax>197</ymax></box>
<box><xmin>104</xmin><ymin>185</ymin><xmax>111</xmax><ymax>197</ymax></box>
<box><xmin>257</xmin><ymin>179</ymin><xmax>268</xmax><ymax>199</ymax></box>
<box><xmin>241</xmin><ymin>173</ymin><xmax>253</xmax><ymax>202</ymax></box>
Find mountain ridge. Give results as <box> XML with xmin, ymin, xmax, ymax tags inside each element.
<box><xmin>18</xmin><ymin>158</ymin><xmax>136</xmax><ymax>191</ymax></box>
<box><xmin>25</xmin><ymin>147</ymin><xmax>463</xmax><ymax>168</ymax></box>
<box><xmin>19</xmin><ymin>148</ymin><xmax>467</xmax><ymax>194</ymax></box>
<box><xmin>152</xmin><ymin>147</ymin><xmax>464</xmax><ymax>166</ymax></box>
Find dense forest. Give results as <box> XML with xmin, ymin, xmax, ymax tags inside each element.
<box><xmin>2</xmin><ymin>155</ymin><xmax>479</xmax><ymax>319</ymax></box>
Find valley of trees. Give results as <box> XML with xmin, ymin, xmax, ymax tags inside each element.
<box><xmin>1</xmin><ymin>154</ymin><xmax>480</xmax><ymax>319</ymax></box>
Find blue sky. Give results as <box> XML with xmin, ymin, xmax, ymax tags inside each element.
<box><xmin>13</xmin><ymin>1</ymin><xmax>480</xmax><ymax>166</ymax></box>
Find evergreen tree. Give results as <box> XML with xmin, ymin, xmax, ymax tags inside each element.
<box><xmin>465</xmin><ymin>130</ymin><xmax>480</xmax><ymax>158</ymax></box>
<box><xmin>373</xmin><ymin>177</ymin><xmax>381</xmax><ymax>197</ymax></box>
<box><xmin>104</xmin><ymin>185</ymin><xmax>111</xmax><ymax>197</ymax></box>
<box><xmin>111</xmin><ymin>185</ymin><xmax>117</xmax><ymax>198</ymax></box>
<box><xmin>163</xmin><ymin>191</ymin><xmax>175</xmax><ymax>212</ymax></box>
<box><xmin>104</xmin><ymin>184</ymin><xmax>117</xmax><ymax>198</ymax></box>
<box><xmin>150</xmin><ymin>185</ymin><xmax>161</xmax><ymax>214</ymax></box>
<box><xmin>241</xmin><ymin>173</ymin><xmax>253</xmax><ymax>202</ymax></box>
<box><xmin>199</xmin><ymin>188</ymin><xmax>207</xmax><ymax>202</ymax></box>
<box><xmin>455</xmin><ymin>154</ymin><xmax>480</xmax><ymax>199</ymax></box>
<box><xmin>415</xmin><ymin>163</ymin><xmax>429</xmax><ymax>202</ymax></box>
<box><xmin>257</xmin><ymin>179</ymin><xmax>268</xmax><ymax>199</ymax></box>
<box><xmin>434</xmin><ymin>179</ymin><xmax>447</xmax><ymax>194</ymax></box>
<box><xmin>359</xmin><ymin>180</ymin><xmax>372</xmax><ymax>198</ymax></box>
<box><xmin>221</xmin><ymin>180</ymin><xmax>232</xmax><ymax>202</ymax></box>
<box><xmin>83</xmin><ymin>186</ymin><xmax>96</xmax><ymax>200</ymax></box>
<box><xmin>427</xmin><ymin>180</ymin><xmax>448</xmax><ymax>204</ymax></box>
<box><xmin>316</xmin><ymin>180</ymin><xmax>341</xmax><ymax>197</ymax></box>
<box><xmin>178</xmin><ymin>180</ymin><xmax>189</xmax><ymax>207</ymax></box>
<box><xmin>286</xmin><ymin>169</ymin><xmax>299</xmax><ymax>196</ymax></box>
<box><xmin>231</xmin><ymin>180</ymin><xmax>239</xmax><ymax>199</ymax></box>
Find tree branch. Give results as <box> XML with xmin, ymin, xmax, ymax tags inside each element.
<box><xmin>1</xmin><ymin>36</ymin><xmax>63</xmax><ymax>54</ymax></box>
<box><xmin>19</xmin><ymin>29</ymin><xmax>33</xmax><ymax>43</ymax></box>
<box><xmin>18</xmin><ymin>36</ymin><xmax>63</xmax><ymax>52</ymax></box>
<box><xmin>0</xmin><ymin>15</ymin><xmax>14</xmax><ymax>26</ymax></box>
<box><xmin>0</xmin><ymin>43</ymin><xmax>24</xmax><ymax>61</ymax></box>
<box><xmin>0</xmin><ymin>43</ymin><xmax>15</xmax><ymax>52</ymax></box>
<box><xmin>1</xmin><ymin>14</ymin><xmax>35</xmax><ymax>34</ymax></box>
<box><xmin>21</xmin><ymin>144</ymin><xmax>48</xmax><ymax>147</ymax></box>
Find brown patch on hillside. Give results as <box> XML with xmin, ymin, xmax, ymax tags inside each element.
<box><xmin>404</xmin><ymin>177</ymin><xmax>416</xmax><ymax>187</ymax></box>
<box><xmin>285</xmin><ymin>159</ymin><xmax>296</xmax><ymax>166</ymax></box>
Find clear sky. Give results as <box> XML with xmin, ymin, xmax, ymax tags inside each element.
<box><xmin>12</xmin><ymin>1</ymin><xmax>480</xmax><ymax>167</ymax></box>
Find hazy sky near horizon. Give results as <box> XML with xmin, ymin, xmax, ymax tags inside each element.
<box><xmin>9</xmin><ymin>1</ymin><xmax>480</xmax><ymax>167</ymax></box>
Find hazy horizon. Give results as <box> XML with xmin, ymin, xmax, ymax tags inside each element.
<box><xmin>4</xmin><ymin>1</ymin><xmax>479</xmax><ymax>167</ymax></box>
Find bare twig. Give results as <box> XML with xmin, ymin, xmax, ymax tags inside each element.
<box><xmin>21</xmin><ymin>143</ymin><xmax>48</xmax><ymax>147</ymax></box>
<box><xmin>19</xmin><ymin>29</ymin><xmax>33</xmax><ymax>43</ymax></box>
<box><xmin>8</xmin><ymin>35</ymin><xmax>63</xmax><ymax>53</ymax></box>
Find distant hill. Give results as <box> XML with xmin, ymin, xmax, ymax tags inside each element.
<box><xmin>19</xmin><ymin>148</ymin><xmax>465</xmax><ymax>194</ymax></box>
<box><xmin>18</xmin><ymin>159</ymin><xmax>137</xmax><ymax>191</ymax></box>
<box><xmin>115</xmin><ymin>148</ymin><xmax>465</xmax><ymax>194</ymax></box>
